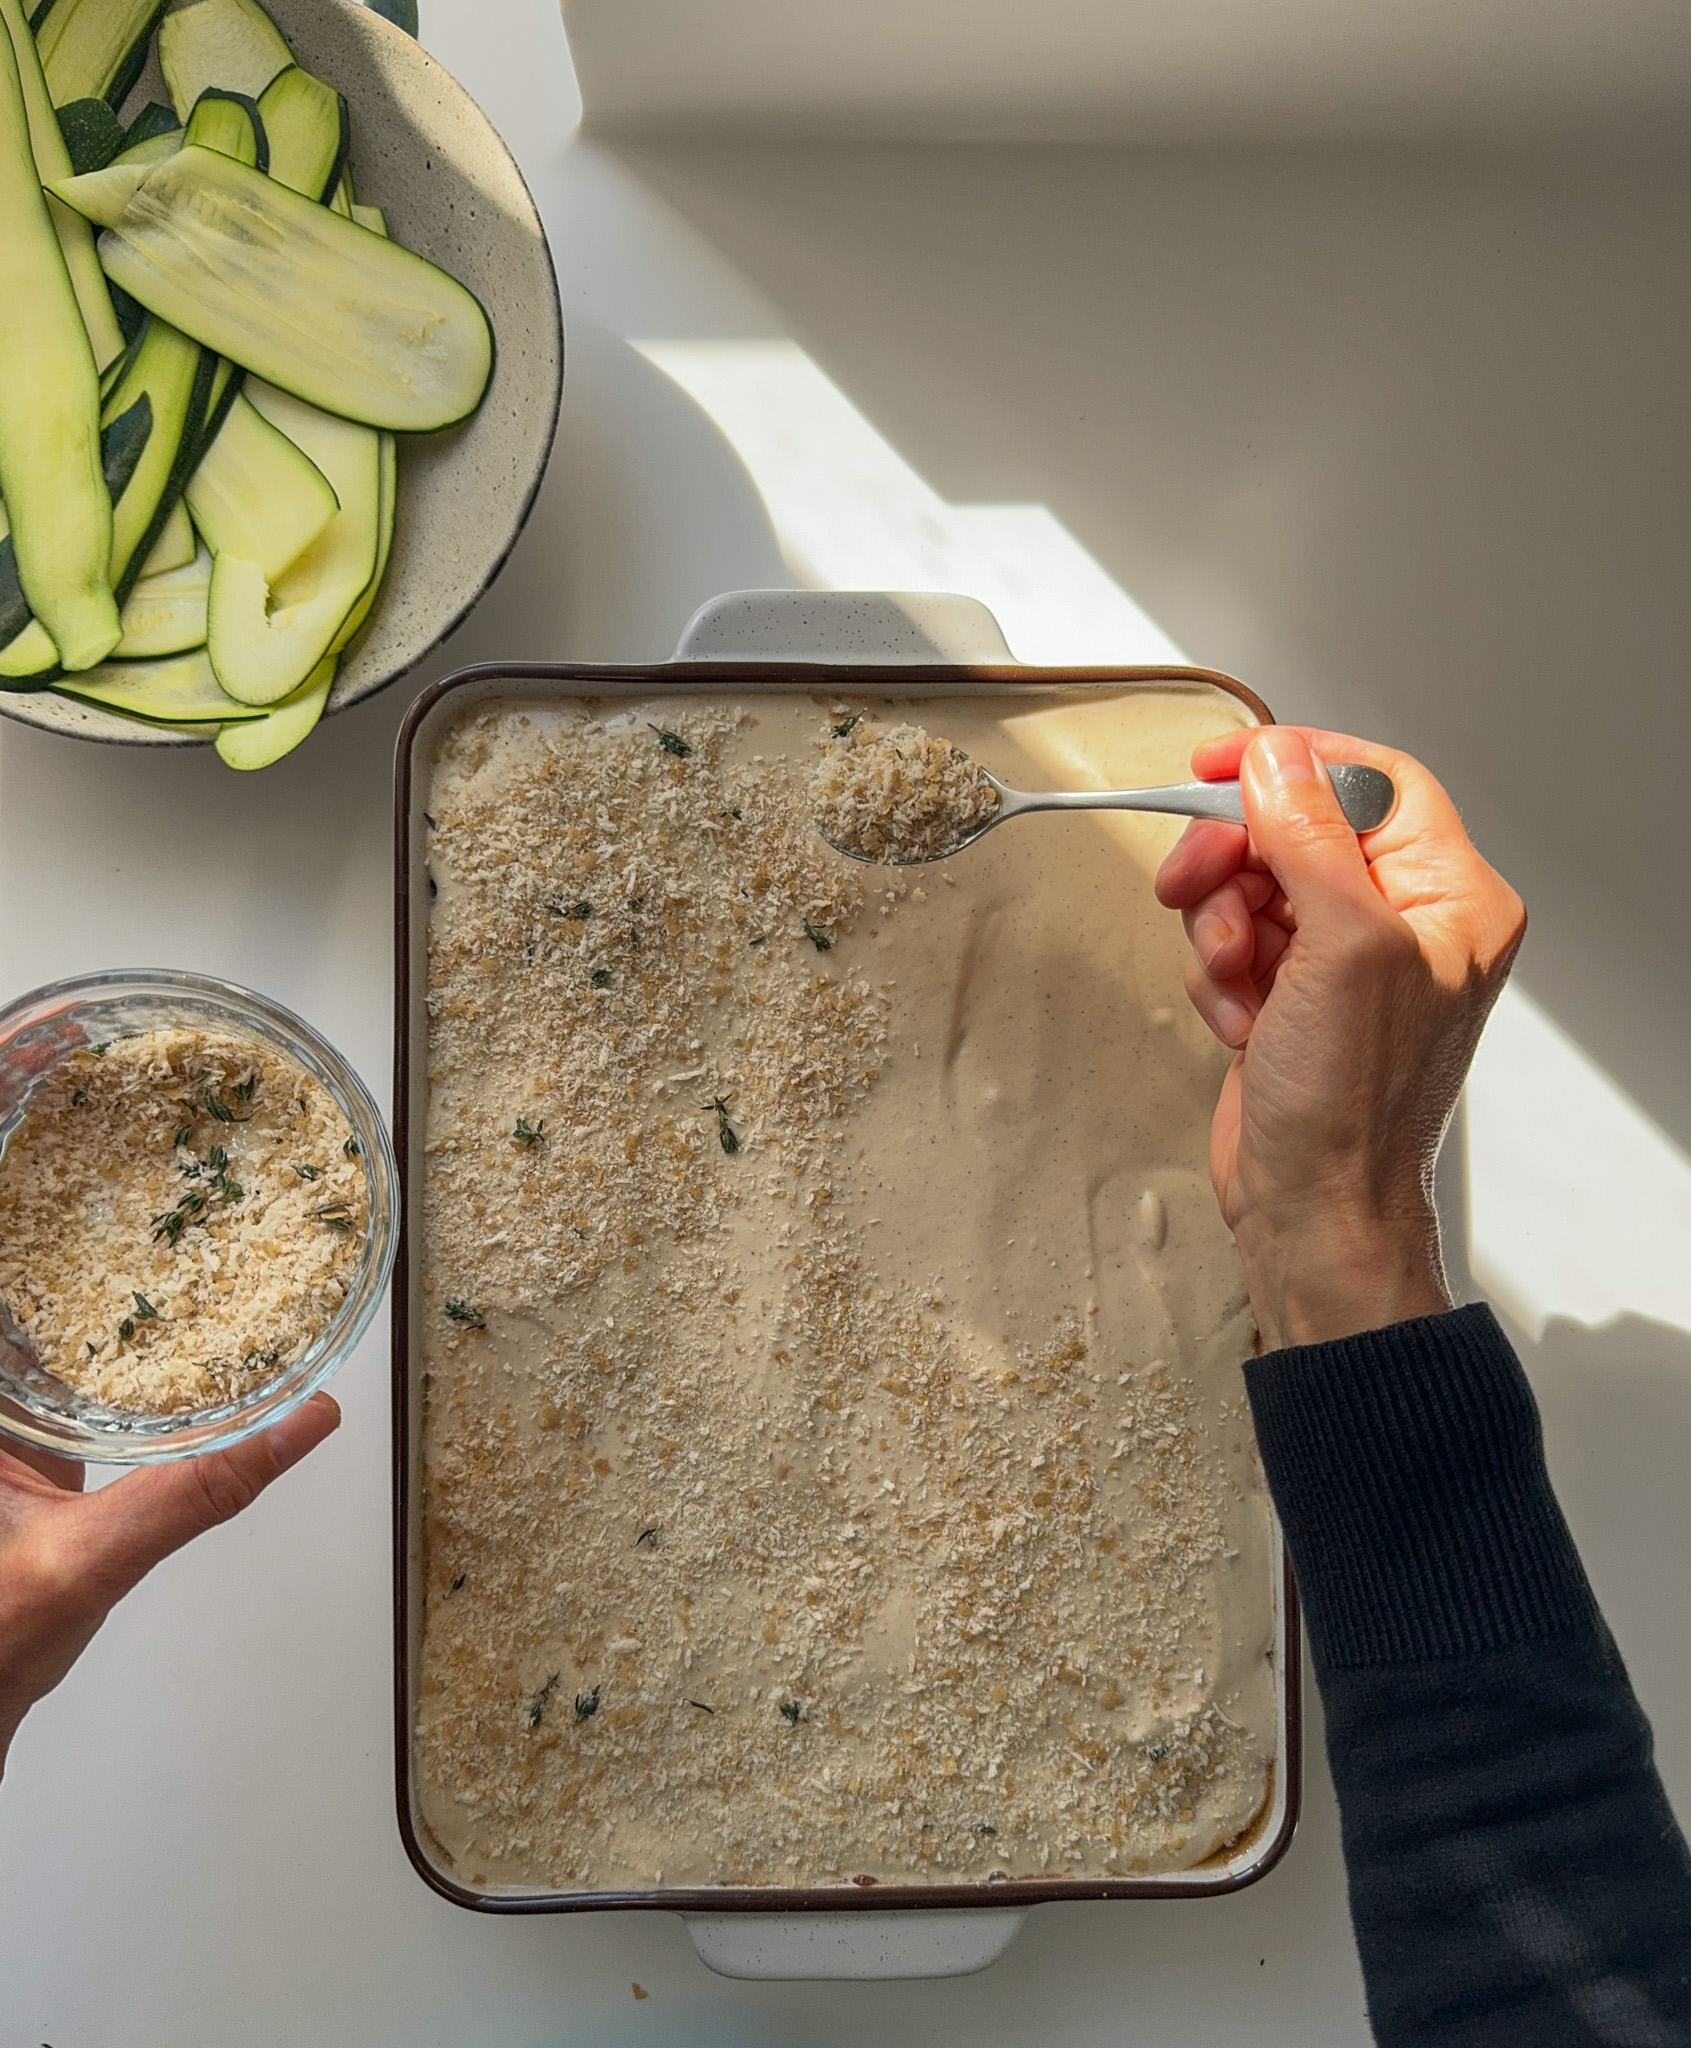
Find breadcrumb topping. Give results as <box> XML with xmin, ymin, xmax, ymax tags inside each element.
<box><xmin>0</xmin><ymin>1028</ymin><xmax>365</xmax><ymax>1415</ymax></box>
<box><xmin>415</xmin><ymin>696</ymin><xmax>1273</xmax><ymax>1895</ymax></box>
<box><xmin>810</xmin><ymin>719</ymin><xmax>1001</xmax><ymax>864</ymax></box>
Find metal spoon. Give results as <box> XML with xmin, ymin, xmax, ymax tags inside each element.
<box><xmin>824</xmin><ymin>758</ymin><xmax>1397</xmax><ymax>865</ymax></box>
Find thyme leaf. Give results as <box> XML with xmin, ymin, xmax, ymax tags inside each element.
<box><xmin>449</xmin><ymin>1572</ymin><xmax>467</xmax><ymax>1594</ymax></box>
<box><xmin>832</xmin><ymin>714</ymin><xmax>860</xmax><ymax>739</ymax></box>
<box><xmin>701</xmin><ymin>1095</ymin><xmax>739</xmax><ymax>1154</ymax></box>
<box><xmin>513</xmin><ymin>1116</ymin><xmax>546</xmax><ymax>1147</ymax></box>
<box><xmin>574</xmin><ymin>1683</ymin><xmax>603</xmax><ymax>1721</ymax></box>
<box><xmin>802</xmin><ymin>920</ymin><xmax>832</xmax><ymax>952</ymax></box>
<box><xmin>527</xmin><ymin>1672</ymin><xmax>560</xmax><ymax>1729</ymax></box>
<box><xmin>295</xmin><ymin>1163</ymin><xmax>321</xmax><ymax>1181</ymax></box>
<box><xmin>445</xmin><ymin>1298</ymin><xmax>485</xmax><ymax>1328</ymax></box>
<box><xmin>591</xmin><ymin>967</ymin><xmax>613</xmax><ymax>989</ymax></box>
<box><xmin>687</xmin><ymin>1699</ymin><xmax>715</xmax><ymax>1715</ymax></box>
<box><xmin>132</xmin><ymin>1292</ymin><xmax>159</xmax><ymax>1321</ymax></box>
<box><xmin>70</xmin><ymin>1089</ymin><xmax>88</xmax><ymax>1107</ymax></box>
<box><xmin>118</xmin><ymin>1317</ymin><xmax>134</xmax><ymax>1340</ymax></box>
<box><xmin>635</xmin><ymin>1525</ymin><xmax>660</xmax><ymax>1548</ymax></box>
<box><xmin>344</xmin><ymin>1136</ymin><xmax>361</xmax><ymax>1160</ymax></box>
<box><xmin>650</xmin><ymin>725</ymin><xmax>691</xmax><ymax>758</ymax></box>
<box><xmin>778</xmin><ymin>1699</ymin><xmax>803</xmax><ymax>1725</ymax></box>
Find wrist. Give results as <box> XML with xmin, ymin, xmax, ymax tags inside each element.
<box><xmin>1235</xmin><ymin>1204</ymin><xmax>1451</xmax><ymax>1351</ymax></box>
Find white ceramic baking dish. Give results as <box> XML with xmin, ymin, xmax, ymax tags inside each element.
<box><xmin>390</xmin><ymin>591</ymin><xmax>1301</xmax><ymax>1979</ymax></box>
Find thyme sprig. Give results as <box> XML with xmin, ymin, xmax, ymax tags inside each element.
<box><xmin>513</xmin><ymin>1116</ymin><xmax>546</xmax><ymax>1146</ymax></box>
<box><xmin>701</xmin><ymin>1095</ymin><xmax>740</xmax><ymax>1155</ymax></box>
<box><xmin>527</xmin><ymin>1672</ymin><xmax>560</xmax><ymax>1728</ymax></box>
<box><xmin>832</xmin><ymin>714</ymin><xmax>860</xmax><ymax>739</ymax></box>
<box><xmin>153</xmin><ymin>1142</ymin><xmax>243</xmax><ymax>1245</ymax></box>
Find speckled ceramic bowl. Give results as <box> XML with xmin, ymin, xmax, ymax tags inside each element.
<box><xmin>0</xmin><ymin>0</ymin><xmax>563</xmax><ymax>749</ymax></box>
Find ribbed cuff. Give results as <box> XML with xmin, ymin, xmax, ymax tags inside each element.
<box><xmin>1244</xmin><ymin>1303</ymin><xmax>1600</xmax><ymax>1672</ymax></box>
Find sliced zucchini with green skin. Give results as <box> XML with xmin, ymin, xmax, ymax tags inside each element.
<box><xmin>56</xmin><ymin>97</ymin><xmax>124</xmax><ymax>174</ymax></box>
<box><xmin>186</xmin><ymin>390</ymin><xmax>337</xmax><ymax>583</ymax></box>
<box><xmin>331</xmin><ymin>431</ymin><xmax>395</xmax><ymax>657</ymax></box>
<box><xmin>138</xmin><ymin>496</ymin><xmax>196</xmax><ymax>578</ymax></box>
<box><xmin>36</xmin><ymin>0</ymin><xmax>163</xmax><ymax>110</ymax></box>
<box><xmin>102</xmin><ymin>316</ymin><xmax>217</xmax><ymax>605</ymax></box>
<box><xmin>0</xmin><ymin>19</ymin><xmax>119</xmax><ymax>671</ymax></box>
<box><xmin>84</xmin><ymin>147</ymin><xmax>494</xmax><ymax>433</ymax></box>
<box><xmin>0</xmin><ymin>383</ymin><xmax>150</xmax><ymax>670</ymax></box>
<box><xmin>0</xmin><ymin>0</ymin><xmax>124</xmax><ymax>369</ymax></box>
<box><xmin>321</xmin><ymin>211</ymin><xmax>398</xmax><ymax>664</ymax></box>
<box><xmin>208</xmin><ymin>380</ymin><xmax>378</xmax><ymax>705</ymax></box>
<box><xmin>114</xmin><ymin>128</ymin><xmax>181</xmax><ymax>169</ymax></box>
<box><xmin>122</xmin><ymin>101</ymin><xmax>179</xmax><ymax>152</ymax></box>
<box><xmin>257</xmin><ymin>66</ymin><xmax>347</xmax><ymax>202</ymax></box>
<box><xmin>158</xmin><ymin>0</ymin><xmax>292</xmax><ymax>119</ymax></box>
<box><xmin>0</xmin><ymin>620</ymin><xmax>58</xmax><ymax>683</ymax></box>
<box><xmin>53</xmin><ymin>647</ymin><xmax>265</xmax><ymax>723</ymax></box>
<box><xmin>183</xmin><ymin>86</ymin><xmax>267</xmax><ymax>172</ymax></box>
<box><xmin>0</xmin><ymin>501</ymin><xmax>58</xmax><ymax>681</ymax></box>
<box><xmin>50</xmin><ymin>158</ymin><xmax>152</xmax><ymax>221</ymax></box>
<box><xmin>188</xmin><ymin>354</ymin><xmax>244</xmax><ymax>467</ymax></box>
<box><xmin>117</xmin><ymin>543</ymin><xmax>210</xmax><ymax>657</ymax></box>
<box><xmin>215</xmin><ymin>651</ymin><xmax>332</xmax><ymax>768</ymax></box>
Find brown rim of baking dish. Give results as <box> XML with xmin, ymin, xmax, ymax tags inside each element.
<box><xmin>390</xmin><ymin>659</ymin><xmax>1301</xmax><ymax>1914</ymax></box>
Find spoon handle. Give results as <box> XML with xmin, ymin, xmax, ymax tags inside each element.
<box><xmin>1001</xmin><ymin>762</ymin><xmax>1395</xmax><ymax>834</ymax></box>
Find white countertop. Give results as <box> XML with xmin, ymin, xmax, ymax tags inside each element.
<box><xmin>3</xmin><ymin>2</ymin><xmax>1688</xmax><ymax>2040</ymax></box>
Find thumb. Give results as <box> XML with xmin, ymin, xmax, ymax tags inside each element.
<box><xmin>1240</xmin><ymin>727</ymin><xmax>1375</xmax><ymax>918</ymax></box>
<box><xmin>70</xmin><ymin>1393</ymin><xmax>340</xmax><ymax>1606</ymax></box>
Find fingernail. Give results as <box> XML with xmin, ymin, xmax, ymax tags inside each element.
<box><xmin>1213</xmin><ymin>996</ymin><xmax>1256</xmax><ymax>1047</ymax></box>
<box><xmin>269</xmin><ymin>1392</ymin><xmax>340</xmax><ymax>1470</ymax></box>
<box><xmin>1193</xmin><ymin>909</ymin><xmax>1232</xmax><ymax>967</ymax></box>
<box><xmin>1251</xmin><ymin>727</ymin><xmax>1319</xmax><ymax>793</ymax></box>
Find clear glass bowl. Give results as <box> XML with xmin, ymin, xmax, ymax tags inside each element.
<box><xmin>0</xmin><ymin>970</ymin><xmax>398</xmax><ymax>1464</ymax></box>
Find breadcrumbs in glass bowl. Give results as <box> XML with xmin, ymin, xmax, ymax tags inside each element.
<box><xmin>0</xmin><ymin>971</ymin><xmax>397</xmax><ymax>1463</ymax></box>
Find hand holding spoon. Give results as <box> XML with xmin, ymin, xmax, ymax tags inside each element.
<box><xmin>819</xmin><ymin>749</ymin><xmax>1397</xmax><ymax>867</ymax></box>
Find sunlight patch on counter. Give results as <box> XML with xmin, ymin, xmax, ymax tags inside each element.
<box><xmin>633</xmin><ymin>338</ymin><xmax>1183</xmax><ymax>666</ymax></box>
<box><xmin>1467</xmin><ymin>983</ymin><xmax>1691</xmax><ymax>1339</ymax></box>
<box><xmin>638</xmin><ymin>335</ymin><xmax>1685</xmax><ymax>1345</ymax></box>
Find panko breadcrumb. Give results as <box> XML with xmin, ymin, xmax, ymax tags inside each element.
<box><xmin>0</xmin><ymin>1028</ymin><xmax>365</xmax><ymax>1415</ymax></box>
<box><xmin>810</xmin><ymin>719</ymin><xmax>1001</xmax><ymax>864</ymax></box>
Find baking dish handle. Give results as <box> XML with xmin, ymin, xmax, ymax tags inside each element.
<box><xmin>684</xmin><ymin>1906</ymin><xmax>1027</xmax><ymax>1980</ymax></box>
<box><xmin>673</xmin><ymin>589</ymin><xmax>1018</xmax><ymax>665</ymax></box>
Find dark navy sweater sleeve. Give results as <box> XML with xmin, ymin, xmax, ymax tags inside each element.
<box><xmin>1244</xmin><ymin>1303</ymin><xmax>1691</xmax><ymax>2045</ymax></box>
